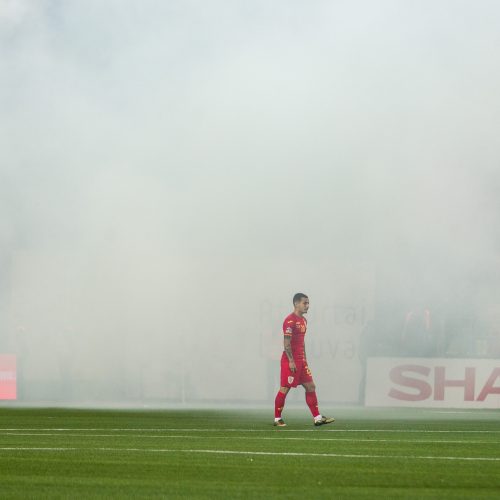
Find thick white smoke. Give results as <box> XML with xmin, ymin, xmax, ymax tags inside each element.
<box><xmin>1</xmin><ymin>0</ymin><xmax>500</xmax><ymax>405</ymax></box>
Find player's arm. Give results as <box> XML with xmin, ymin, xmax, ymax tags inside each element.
<box><xmin>283</xmin><ymin>335</ymin><xmax>296</xmax><ymax>373</ymax></box>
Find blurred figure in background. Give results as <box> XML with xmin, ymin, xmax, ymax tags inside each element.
<box><xmin>443</xmin><ymin>305</ymin><xmax>478</xmax><ymax>357</ymax></box>
<box><xmin>401</xmin><ymin>304</ymin><xmax>434</xmax><ymax>357</ymax></box>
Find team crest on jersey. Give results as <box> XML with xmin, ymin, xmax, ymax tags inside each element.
<box><xmin>288</xmin><ymin>376</ymin><xmax>294</xmax><ymax>384</ymax></box>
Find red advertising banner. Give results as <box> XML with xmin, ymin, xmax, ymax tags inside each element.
<box><xmin>0</xmin><ymin>355</ymin><xmax>17</xmax><ymax>400</ymax></box>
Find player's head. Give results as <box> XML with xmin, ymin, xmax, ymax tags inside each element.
<box><xmin>293</xmin><ymin>293</ymin><xmax>309</xmax><ymax>314</ymax></box>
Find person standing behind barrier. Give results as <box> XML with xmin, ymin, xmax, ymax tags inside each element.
<box><xmin>402</xmin><ymin>305</ymin><xmax>434</xmax><ymax>357</ymax></box>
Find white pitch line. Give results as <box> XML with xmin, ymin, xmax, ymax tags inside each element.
<box><xmin>427</xmin><ymin>411</ymin><xmax>485</xmax><ymax>414</ymax></box>
<box><xmin>1</xmin><ymin>428</ymin><xmax>500</xmax><ymax>434</ymax></box>
<box><xmin>1</xmin><ymin>432</ymin><xmax>499</xmax><ymax>445</ymax></box>
<box><xmin>0</xmin><ymin>447</ymin><xmax>78</xmax><ymax>451</ymax></box>
<box><xmin>0</xmin><ymin>446</ymin><xmax>499</xmax><ymax>462</ymax></box>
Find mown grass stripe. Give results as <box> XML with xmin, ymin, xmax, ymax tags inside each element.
<box><xmin>2</xmin><ymin>428</ymin><xmax>500</xmax><ymax>433</ymax></box>
<box><xmin>1</xmin><ymin>446</ymin><xmax>499</xmax><ymax>461</ymax></box>
<box><xmin>1</xmin><ymin>431</ymin><xmax>499</xmax><ymax>445</ymax></box>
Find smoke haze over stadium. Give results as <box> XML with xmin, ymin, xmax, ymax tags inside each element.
<box><xmin>1</xmin><ymin>0</ymin><xmax>500</xmax><ymax>405</ymax></box>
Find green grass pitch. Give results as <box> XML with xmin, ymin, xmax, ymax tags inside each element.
<box><xmin>0</xmin><ymin>407</ymin><xmax>499</xmax><ymax>498</ymax></box>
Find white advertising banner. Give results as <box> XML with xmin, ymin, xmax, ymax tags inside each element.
<box><xmin>365</xmin><ymin>357</ymin><xmax>500</xmax><ymax>408</ymax></box>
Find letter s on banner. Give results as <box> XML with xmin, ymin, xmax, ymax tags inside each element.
<box><xmin>388</xmin><ymin>365</ymin><xmax>432</xmax><ymax>401</ymax></box>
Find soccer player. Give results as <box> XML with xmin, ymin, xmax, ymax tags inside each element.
<box><xmin>274</xmin><ymin>293</ymin><xmax>335</xmax><ymax>427</ymax></box>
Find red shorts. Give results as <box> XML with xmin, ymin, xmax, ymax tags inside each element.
<box><xmin>280</xmin><ymin>352</ymin><xmax>313</xmax><ymax>388</ymax></box>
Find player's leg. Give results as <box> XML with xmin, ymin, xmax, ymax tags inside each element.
<box><xmin>274</xmin><ymin>354</ymin><xmax>297</xmax><ymax>426</ymax></box>
<box><xmin>301</xmin><ymin>362</ymin><xmax>335</xmax><ymax>426</ymax></box>
<box><xmin>274</xmin><ymin>385</ymin><xmax>289</xmax><ymax>425</ymax></box>
<box><xmin>302</xmin><ymin>380</ymin><xmax>320</xmax><ymax>418</ymax></box>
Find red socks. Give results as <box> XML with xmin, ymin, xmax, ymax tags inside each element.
<box><xmin>305</xmin><ymin>391</ymin><xmax>320</xmax><ymax>418</ymax></box>
<box><xmin>275</xmin><ymin>391</ymin><xmax>287</xmax><ymax>418</ymax></box>
<box><xmin>275</xmin><ymin>390</ymin><xmax>320</xmax><ymax>419</ymax></box>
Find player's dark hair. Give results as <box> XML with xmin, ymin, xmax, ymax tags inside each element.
<box><xmin>293</xmin><ymin>293</ymin><xmax>308</xmax><ymax>305</ymax></box>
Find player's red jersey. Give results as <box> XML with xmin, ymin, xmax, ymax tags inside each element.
<box><xmin>283</xmin><ymin>313</ymin><xmax>307</xmax><ymax>360</ymax></box>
